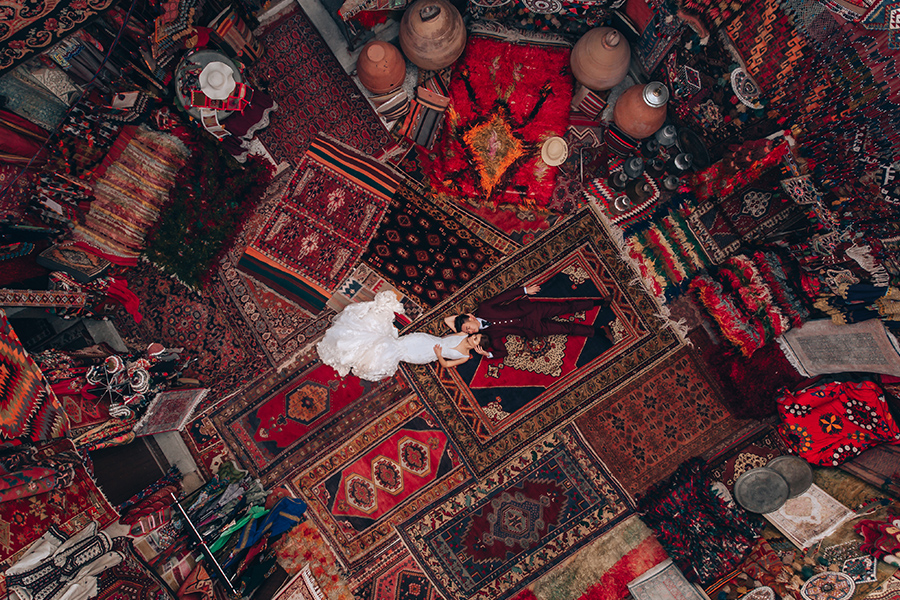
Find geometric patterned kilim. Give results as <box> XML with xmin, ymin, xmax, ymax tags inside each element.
<box><xmin>0</xmin><ymin>308</ymin><xmax>68</xmax><ymax>443</ymax></box>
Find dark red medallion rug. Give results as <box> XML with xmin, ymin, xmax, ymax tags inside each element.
<box><xmin>113</xmin><ymin>262</ymin><xmax>269</xmax><ymax>408</ymax></box>
<box><xmin>254</xmin><ymin>7</ymin><xmax>395</xmax><ymax>165</ymax></box>
<box><xmin>212</xmin><ymin>353</ymin><xmax>410</xmax><ymax>488</ymax></box>
<box><xmin>397</xmin><ymin>425</ymin><xmax>632</xmax><ymax>600</ymax></box>
<box><xmin>362</xmin><ymin>180</ymin><xmax>506</xmax><ymax>309</ymax></box>
<box><xmin>575</xmin><ymin>346</ymin><xmax>747</xmax><ymax>498</ymax></box>
<box><xmin>400</xmin><ymin>207</ymin><xmax>684</xmax><ymax>475</ymax></box>
<box><xmin>290</xmin><ymin>395</ymin><xmax>471</xmax><ymax>570</ymax></box>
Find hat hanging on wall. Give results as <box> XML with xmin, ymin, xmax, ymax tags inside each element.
<box><xmin>199</xmin><ymin>62</ymin><xmax>236</xmax><ymax>100</ymax></box>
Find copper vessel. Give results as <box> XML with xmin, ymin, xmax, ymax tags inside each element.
<box><xmin>357</xmin><ymin>41</ymin><xmax>406</xmax><ymax>94</ymax></box>
<box><xmin>399</xmin><ymin>0</ymin><xmax>466</xmax><ymax>71</ymax></box>
<box><xmin>570</xmin><ymin>28</ymin><xmax>631</xmax><ymax>91</ymax></box>
<box><xmin>612</xmin><ymin>81</ymin><xmax>669</xmax><ymax>140</ymax></box>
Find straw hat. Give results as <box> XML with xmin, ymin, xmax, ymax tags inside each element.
<box><xmin>199</xmin><ymin>61</ymin><xmax>236</xmax><ymax>100</ymax></box>
<box><xmin>541</xmin><ymin>136</ymin><xmax>568</xmax><ymax>166</ymax></box>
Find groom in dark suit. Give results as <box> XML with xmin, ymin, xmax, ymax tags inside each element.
<box><xmin>445</xmin><ymin>284</ymin><xmax>615</xmax><ymax>359</ymax></box>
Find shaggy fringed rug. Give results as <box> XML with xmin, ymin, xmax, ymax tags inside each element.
<box><xmin>419</xmin><ymin>32</ymin><xmax>573</xmax><ymax>209</ymax></box>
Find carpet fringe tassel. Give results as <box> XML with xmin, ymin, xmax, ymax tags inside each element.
<box><xmin>776</xmin><ymin>336</ymin><xmax>809</xmax><ymax>377</ymax></box>
<box><xmin>589</xmin><ymin>201</ymin><xmax>689</xmax><ymax>345</ymax></box>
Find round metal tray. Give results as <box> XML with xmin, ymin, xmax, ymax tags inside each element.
<box><xmin>767</xmin><ymin>455</ymin><xmax>813</xmax><ymax>498</ymax></box>
<box><xmin>733</xmin><ymin>466</ymin><xmax>790</xmax><ymax>513</ymax></box>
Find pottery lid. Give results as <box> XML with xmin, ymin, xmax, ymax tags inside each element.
<box><xmin>642</xmin><ymin>82</ymin><xmax>669</xmax><ymax>108</ymax></box>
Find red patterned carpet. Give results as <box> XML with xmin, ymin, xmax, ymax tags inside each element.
<box><xmin>113</xmin><ymin>262</ymin><xmax>269</xmax><ymax>407</ymax></box>
<box><xmin>400</xmin><ymin>207</ymin><xmax>683</xmax><ymax>475</ymax></box>
<box><xmin>576</xmin><ymin>346</ymin><xmax>747</xmax><ymax>498</ymax></box>
<box><xmin>290</xmin><ymin>395</ymin><xmax>471</xmax><ymax>570</ymax></box>
<box><xmin>212</xmin><ymin>354</ymin><xmax>410</xmax><ymax>487</ymax></box>
<box><xmin>254</xmin><ymin>7</ymin><xmax>394</xmax><ymax>165</ymax></box>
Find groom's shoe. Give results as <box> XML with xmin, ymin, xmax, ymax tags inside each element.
<box><xmin>593</xmin><ymin>321</ymin><xmax>614</xmax><ymax>341</ymax></box>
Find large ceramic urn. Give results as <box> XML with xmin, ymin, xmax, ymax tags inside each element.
<box><xmin>612</xmin><ymin>81</ymin><xmax>669</xmax><ymax>140</ymax></box>
<box><xmin>399</xmin><ymin>0</ymin><xmax>466</xmax><ymax>71</ymax></box>
<box><xmin>571</xmin><ymin>27</ymin><xmax>630</xmax><ymax>91</ymax></box>
<box><xmin>357</xmin><ymin>40</ymin><xmax>406</xmax><ymax>94</ymax></box>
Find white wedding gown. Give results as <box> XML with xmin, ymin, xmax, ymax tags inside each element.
<box><xmin>316</xmin><ymin>291</ymin><xmax>469</xmax><ymax>381</ymax></box>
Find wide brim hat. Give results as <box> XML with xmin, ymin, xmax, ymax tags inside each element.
<box><xmin>199</xmin><ymin>61</ymin><xmax>236</xmax><ymax>100</ymax></box>
<box><xmin>541</xmin><ymin>136</ymin><xmax>568</xmax><ymax>166</ymax></box>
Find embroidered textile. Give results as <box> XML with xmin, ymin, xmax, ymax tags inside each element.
<box><xmin>132</xmin><ymin>388</ymin><xmax>209</xmax><ymax>437</ymax></box>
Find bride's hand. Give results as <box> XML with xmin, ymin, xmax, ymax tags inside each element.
<box><xmin>433</xmin><ymin>345</ymin><xmax>442</xmax><ymax>357</ymax></box>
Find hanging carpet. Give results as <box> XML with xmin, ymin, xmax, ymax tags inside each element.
<box><xmin>362</xmin><ymin>180</ymin><xmax>505</xmax><ymax>309</ymax></box>
<box><xmin>96</xmin><ymin>537</ymin><xmax>172</xmax><ymax>600</ymax></box>
<box><xmin>0</xmin><ymin>438</ymin><xmax>118</xmax><ymax>564</ymax></box>
<box><xmin>400</xmin><ymin>206</ymin><xmax>683</xmax><ymax>476</ymax></box>
<box><xmin>254</xmin><ymin>6</ymin><xmax>394</xmax><ymax>165</ymax></box>
<box><xmin>237</xmin><ymin>135</ymin><xmax>401</xmax><ymax>313</ymax></box>
<box><xmin>349</xmin><ymin>539</ymin><xmax>441</xmax><ymax>600</ymax></box>
<box><xmin>212</xmin><ymin>355</ymin><xmax>410</xmax><ymax>488</ymax></box>
<box><xmin>419</xmin><ymin>30</ymin><xmax>573</xmax><ymax>209</ymax></box>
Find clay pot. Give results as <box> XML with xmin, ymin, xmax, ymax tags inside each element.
<box><xmin>399</xmin><ymin>0</ymin><xmax>466</xmax><ymax>71</ymax></box>
<box><xmin>612</xmin><ymin>81</ymin><xmax>669</xmax><ymax>140</ymax></box>
<box><xmin>357</xmin><ymin>41</ymin><xmax>406</xmax><ymax>94</ymax></box>
<box><xmin>570</xmin><ymin>28</ymin><xmax>631</xmax><ymax>91</ymax></box>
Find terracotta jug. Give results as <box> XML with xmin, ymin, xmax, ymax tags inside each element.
<box><xmin>612</xmin><ymin>81</ymin><xmax>669</xmax><ymax>140</ymax></box>
<box><xmin>399</xmin><ymin>0</ymin><xmax>466</xmax><ymax>71</ymax></box>
<box><xmin>571</xmin><ymin>28</ymin><xmax>631</xmax><ymax>91</ymax></box>
<box><xmin>357</xmin><ymin>41</ymin><xmax>406</xmax><ymax>94</ymax></box>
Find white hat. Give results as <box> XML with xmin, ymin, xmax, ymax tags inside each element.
<box><xmin>541</xmin><ymin>136</ymin><xmax>568</xmax><ymax>166</ymax></box>
<box><xmin>199</xmin><ymin>62</ymin><xmax>236</xmax><ymax>100</ymax></box>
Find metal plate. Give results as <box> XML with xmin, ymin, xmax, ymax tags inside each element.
<box><xmin>733</xmin><ymin>466</ymin><xmax>790</xmax><ymax>513</ymax></box>
<box><xmin>767</xmin><ymin>455</ymin><xmax>814</xmax><ymax>499</ymax></box>
<box><xmin>676</xmin><ymin>127</ymin><xmax>711</xmax><ymax>171</ymax></box>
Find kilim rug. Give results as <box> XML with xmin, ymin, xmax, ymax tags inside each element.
<box><xmin>238</xmin><ymin>135</ymin><xmax>402</xmax><ymax>313</ymax></box>
<box><xmin>290</xmin><ymin>394</ymin><xmax>471</xmax><ymax>571</ymax></box>
<box><xmin>72</xmin><ymin>127</ymin><xmax>189</xmax><ymax>265</ymax></box>
<box><xmin>213</xmin><ymin>354</ymin><xmax>410</xmax><ymax>487</ymax></box>
<box><xmin>219</xmin><ymin>168</ymin><xmax>332</xmax><ymax>369</ymax></box>
<box><xmin>703</xmin><ymin>423</ymin><xmax>790</xmax><ymax>494</ymax></box>
<box><xmin>419</xmin><ymin>34</ymin><xmax>573</xmax><ymax>208</ymax></box>
<box><xmin>398</xmin><ymin>425</ymin><xmax>632</xmax><ymax>600</ymax></box>
<box><xmin>254</xmin><ymin>7</ymin><xmax>394</xmax><ymax>165</ymax></box>
<box><xmin>575</xmin><ymin>346</ymin><xmax>747</xmax><ymax>498</ymax></box>
<box><xmin>0</xmin><ymin>308</ymin><xmax>69</xmax><ymax>443</ymax></box>
<box><xmin>349</xmin><ymin>539</ymin><xmax>441</xmax><ymax>600</ymax></box>
<box><xmin>400</xmin><ymin>207</ymin><xmax>683</xmax><ymax>475</ymax></box>
<box><xmin>362</xmin><ymin>180</ymin><xmax>505</xmax><ymax>309</ymax></box>
<box><xmin>0</xmin><ymin>439</ymin><xmax>118</xmax><ymax>564</ymax></box>
<box><xmin>113</xmin><ymin>262</ymin><xmax>269</xmax><ymax>407</ymax></box>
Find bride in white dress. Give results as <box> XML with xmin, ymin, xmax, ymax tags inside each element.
<box><xmin>316</xmin><ymin>291</ymin><xmax>489</xmax><ymax>382</ymax></box>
